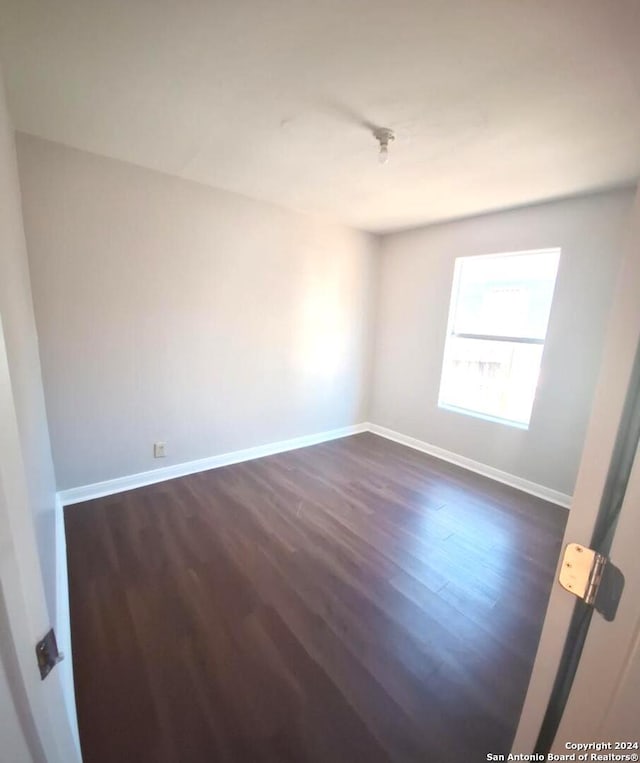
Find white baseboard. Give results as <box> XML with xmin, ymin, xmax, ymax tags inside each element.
<box><xmin>54</xmin><ymin>495</ymin><xmax>81</xmax><ymax>759</ymax></box>
<box><xmin>58</xmin><ymin>423</ymin><xmax>369</xmax><ymax>506</ymax></box>
<box><xmin>58</xmin><ymin>420</ymin><xmax>571</xmax><ymax>510</ymax></box>
<box><xmin>368</xmin><ymin>423</ymin><xmax>572</xmax><ymax>508</ymax></box>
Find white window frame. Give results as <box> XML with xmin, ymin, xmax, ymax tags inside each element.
<box><xmin>438</xmin><ymin>247</ymin><xmax>561</xmax><ymax>430</ymax></box>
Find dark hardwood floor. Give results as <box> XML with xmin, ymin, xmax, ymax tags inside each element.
<box><xmin>65</xmin><ymin>432</ymin><xmax>567</xmax><ymax>763</ymax></box>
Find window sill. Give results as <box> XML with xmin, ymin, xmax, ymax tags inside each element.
<box><xmin>438</xmin><ymin>402</ymin><xmax>530</xmax><ymax>430</ymax></box>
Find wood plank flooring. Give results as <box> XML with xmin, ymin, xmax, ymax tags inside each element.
<box><xmin>65</xmin><ymin>432</ymin><xmax>567</xmax><ymax>763</ymax></box>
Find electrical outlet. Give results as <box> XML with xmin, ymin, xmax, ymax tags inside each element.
<box><xmin>153</xmin><ymin>441</ymin><xmax>166</xmax><ymax>458</ymax></box>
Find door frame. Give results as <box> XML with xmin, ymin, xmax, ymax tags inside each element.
<box><xmin>554</xmin><ymin>432</ymin><xmax>640</xmax><ymax>742</ymax></box>
<box><xmin>513</xmin><ymin>186</ymin><xmax>640</xmax><ymax>750</ymax></box>
<box><xmin>0</xmin><ymin>313</ymin><xmax>81</xmax><ymax>763</ymax></box>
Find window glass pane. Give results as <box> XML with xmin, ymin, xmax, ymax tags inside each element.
<box><xmin>439</xmin><ymin>336</ymin><xmax>544</xmax><ymax>426</ymax></box>
<box><xmin>452</xmin><ymin>250</ymin><xmax>559</xmax><ymax>339</ymax></box>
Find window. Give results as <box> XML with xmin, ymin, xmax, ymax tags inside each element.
<box><xmin>438</xmin><ymin>248</ymin><xmax>560</xmax><ymax>428</ymax></box>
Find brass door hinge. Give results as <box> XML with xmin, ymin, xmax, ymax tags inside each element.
<box><xmin>559</xmin><ymin>543</ymin><xmax>624</xmax><ymax>621</ymax></box>
<box><xmin>559</xmin><ymin>543</ymin><xmax>606</xmax><ymax>605</ymax></box>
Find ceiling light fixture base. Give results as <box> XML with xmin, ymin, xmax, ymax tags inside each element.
<box><xmin>374</xmin><ymin>127</ymin><xmax>395</xmax><ymax>164</ymax></box>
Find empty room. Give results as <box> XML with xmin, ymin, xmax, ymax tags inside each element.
<box><xmin>1</xmin><ymin>1</ymin><xmax>639</xmax><ymax>762</ymax></box>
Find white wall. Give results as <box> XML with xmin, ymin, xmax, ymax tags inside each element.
<box><xmin>16</xmin><ymin>134</ymin><xmax>377</xmax><ymax>490</ymax></box>
<box><xmin>370</xmin><ymin>189</ymin><xmax>635</xmax><ymax>496</ymax></box>
<box><xmin>14</xmin><ymin>134</ymin><xmax>636</xmax><ymax>502</ymax></box>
